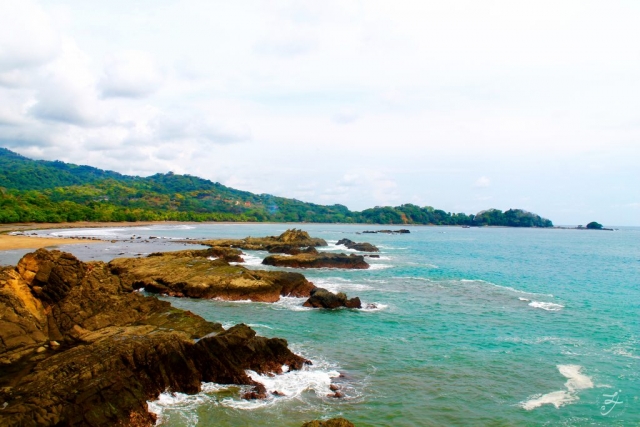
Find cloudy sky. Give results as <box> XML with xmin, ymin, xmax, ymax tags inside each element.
<box><xmin>1</xmin><ymin>1</ymin><xmax>639</xmax><ymax>225</ymax></box>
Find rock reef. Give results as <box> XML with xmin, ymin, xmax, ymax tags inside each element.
<box><xmin>336</xmin><ymin>238</ymin><xmax>379</xmax><ymax>252</ymax></box>
<box><xmin>197</xmin><ymin>228</ymin><xmax>328</xmax><ymax>252</ymax></box>
<box><xmin>303</xmin><ymin>288</ymin><xmax>362</xmax><ymax>309</ymax></box>
<box><xmin>0</xmin><ymin>249</ymin><xmax>309</xmax><ymax>427</ymax></box>
<box><xmin>110</xmin><ymin>248</ymin><xmax>315</xmax><ymax>302</ymax></box>
<box><xmin>302</xmin><ymin>418</ymin><xmax>355</xmax><ymax>427</ymax></box>
<box><xmin>262</xmin><ymin>253</ymin><xmax>369</xmax><ymax>269</ymax></box>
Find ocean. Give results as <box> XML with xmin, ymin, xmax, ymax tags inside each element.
<box><xmin>6</xmin><ymin>223</ymin><xmax>639</xmax><ymax>426</ymax></box>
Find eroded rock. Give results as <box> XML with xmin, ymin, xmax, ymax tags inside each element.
<box><xmin>0</xmin><ymin>249</ymin><xmax>309</xmax><ymax>427</ymax></box>
<box><xmin>336</xmin><ymin>238</ymin><xmax>378</xmax><ymax>252</ymax></box>
<box><xmin>110</xmin><ymin>249</ymin><xmax>315</xmax><ymax>302</ymax></box>
<box><xmin>303</xmin><ymin>288</ymin><xmax>362</xmax><ymax>309</ymax></box>
<box><xmin>262</xmin><ymin>253</ymin><xmax>369</xmax><ymax>270</ymax></box>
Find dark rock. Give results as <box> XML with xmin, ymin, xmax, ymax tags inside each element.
<box><xmin>336</xmin><ymin>239</ymin><xmax>379</xmax><ymax>252</ymax></box>
<box><xmin>303</xmin><ymin>288</ymin><xmax>362</xmax><ymax>309</ymax></box>
<box><xmin>111</xmin><ymin>249</ymin><xmax>314</xmax><ymax>302</ymax></box>
<box><xmin>262</xmin><ymin>253</ymin><xmax>369</xmax><ymax>270</ymax></box>
<box><xmin>197</xmin><ymin>229</ymin><xmax>328</xmax><ymax>251</ymax></box>
<box><xmin>302</xmin><ymin>418</ymin><xmax>355</xmax><ymax>427</ymax></box>
<box><xmin>361</xmin><ymin>229</ymin><xmax>410</xmax><ymax>234</ymax></box>
<box><xmin>0</xmin><ymin>249</ymin><xmax>309</xmax><ymax>427</ymax></box>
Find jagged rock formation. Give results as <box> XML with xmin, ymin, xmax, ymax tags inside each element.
<box><xmin>303</xmin><ymin>288</ymin><xmax>362</xmax><ymax>309</ymax></box>
<box><xmin>262</xmin><ymin>253</ymin><xmax>369</xmax><ymax>270</ymax></box>
<box><xmin>110</xmin><ymin>249</ymin><xmax>315</xmax><ymax>302</ymax></box>
<box><xmin>0</xmin><ymin>249</ymin><xmax>308</xmax><ymax>427</ymax></box>
<box><xmin>336</xmin><ymin>238</ymin><xmax>379</xmax><ymax>252</ymax></box>
<box><xmin>196</xmin><ymin>228</ymin><xmax>328</xmax><ymax>252</ymax></box>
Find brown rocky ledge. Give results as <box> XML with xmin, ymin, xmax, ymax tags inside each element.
<box><xmin>0</xmin><ymin>249</ymin><xmax>309</xmax><ymax>427</ymax></box>
<box><xmin>262</xmin><ymin>253</ymin><xmax>370</xmax><ymax>269</ymax></box>
<box><xmin>336</xmin><ymin>238</ymin><xmax>379</xmax><ymax>252</ymax></box>
<box><xmin>110</xmin><ymin>248</ymin><xmax>315</xmax><ymax>302</ymax></box>
<box><xmin>194</xmin><ymin>228</ymin><xmax>328</xmax><ymax>252</ymax></box>
<box><xmin>302</xmin><ymin>418</ymin><xmax>355</xmax><ymax>427</ymax></box>
<box><xmin>303</xmin><ymin>288</ymin><xmax>361</xmax><ymax>309</ymax></box>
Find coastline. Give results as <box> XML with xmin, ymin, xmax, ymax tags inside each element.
<box><xmin>0</xmin><ymin>234</ymin><xmax>101</xmax><ymax>251</ymax></box>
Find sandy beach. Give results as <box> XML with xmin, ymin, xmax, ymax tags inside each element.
<box><xmin>0</xmin><ymin>234</ymin><xmax>101</xmax><ymax>251</ymax></box>
<box><xmin>0</xmin><ymin>221</ymin><xmax>188</xmax><ymax>251</ymax></box>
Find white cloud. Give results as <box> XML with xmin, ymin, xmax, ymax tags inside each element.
<box><xmin>0</xmin><ymin>1</ymin><xmax>638</xmax><ymax>224</ymax></box>
<box><xmin>100</xmin><ymin>51</ymin><xmax>163</xmax><ymax>98</ymax></box>
<box><xmin>332</xmin><ymin>109</ymin><xmax>359</xmax><ymax>124</ymax></box>
<box><xmin>473</xmin><ymin>176</ymin><xmax>491</xmax><ymax>188</ymax></box>
<box><xmin>0</xmin><ymin>0</ymin><xmax>59</xmax><ymax>74</ymax></box>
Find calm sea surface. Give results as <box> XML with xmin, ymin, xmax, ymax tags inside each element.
<box><xmin>5</xmin><ymin>224</ymin><xmax>639</xmax><ymax>426</ymax></box>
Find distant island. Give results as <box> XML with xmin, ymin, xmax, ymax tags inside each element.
<box><xmin>0</xmin><ymin>147</ymin><xmax>553</xmax><ymax>227</ymax></box>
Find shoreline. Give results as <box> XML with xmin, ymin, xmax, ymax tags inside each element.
<box><xmin>0</xmin><ymin>234</ymin><xmax>101</xmax><ymax>251</ymax></box>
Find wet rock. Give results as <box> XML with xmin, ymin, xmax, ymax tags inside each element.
<box><xmin>303</xmin><ymin>418</ymin><xmax>354</xmax><ymax>427</ymax></box>
<box><xmin>196</xmin><ymin>229</ymin><xmax>328</xmax><ymax>251</ymax></box>
<box><xmin>336</xmin><ymin>239</ymin><xmax>378</xmax><ymax>252</ymax></box>
<box><xmin>303</xmin><ymin>288</ymin><xmax>362</xmax><ymax>309</ymax></box>
<box><xmin>0</xmin><ymin>249</ymin><xmax>309</xmax><ymax>427</ymax></box>
<box><xmin>262</xmin><ymin>253</ymin><xmax>369</xmax><ymax>270</ymax></box>
<box><xmin>111</xmin><ymin>249</ymin><xmax>315</xmax><ymax>302</ymax></box>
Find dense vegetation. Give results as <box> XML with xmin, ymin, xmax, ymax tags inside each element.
<box><xmin>586</xmin><ymin>221</ymin><xmax>603</xmax><ymax>230</ymax></box>
<box><xmin>0</xmin><ymin>148</ymin><xmax>553</xmax><ymax>227</ymax></box>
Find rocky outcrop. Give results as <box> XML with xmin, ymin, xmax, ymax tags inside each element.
<box><xmin>302</xmin><ymin>418</ymin><xmax>355</xmax><ymax>427</ymax></box>
<box><xmin>303</xmin><ymin>288</ymin><xmax>361</xmax><ymax>309</ymax></box>
<box><xmin>336</xmin><ymin>238</ymin><xmax>379</xmax><ymax>252</ymax></box>
<box><xmin>268</xmin><ymin>246</ymin><xmax>319</xmax><ymax>255</ymax></box>
<box><xmin>0</xmin><ymin>249</ymin><xmax>309</xmax><ymax>427</ymax></box>
<box><xmin>110</xmin><ymin>249</ymin><xmax>315</xmax><ymax>302</ymax></box>
<box><xmin>196</xmin><ymin>229</ymin><xmax>328</xmax><ymax>252</ymax></box>
<box><xmin>361</xmin><ymin>229</ymin><xmax>410</xmax><ymax>234</ymax></box>
<box><xmin>262</xmin><ymin>253</ymin><xmax>369</xmax><ymax>269</ymax></box>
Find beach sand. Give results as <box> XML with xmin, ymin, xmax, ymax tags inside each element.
<box><xmin>0</xmin><ymin>234</ymin><xmax>100</xmax><ymax>251</ymax></box>
<box><xmin>0</xmin><ymin>221</ymin><xmax>195</xmax><ymax>251</ymax></box>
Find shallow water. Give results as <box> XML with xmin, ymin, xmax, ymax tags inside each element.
<box><xmin>9</xmin><ymin>224</ymin><xmax>639</xmax><ymax>426</ymax></box>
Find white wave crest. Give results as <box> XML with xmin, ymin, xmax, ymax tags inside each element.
<box><xmin>148</xmin><ymin>383</ymin><xmax>234</xmax><ymax>425</ymax></box>
<box><xmin>528</xmin><ymin>301</ymin><xmax>564</xmax><ymax>311</ymax></box>
<box><xmin>271</xmin><ymin>296</ymin><xmax>311</xmax><ymax>311</ymax></box>
<box><xmin>368</xmin><ymin>263</ymin><xmax>393</xmax><ymax>270</ymax></box>
<box><xmin>360</xmin><ymin>302</ymin><xmax>389</xmax><ymax>312</ymax></box>
<box><xmin>230</xmin><ymin>252</ymin><xmax>263</xmax><ymax>267</ymax></box>
<box><xmin>520</xmin><ymin>365</ymin><xmax>593</xmax><ymax>410</ymax></box>
<box><xmin>222</xmin><ymin>366</ymin><xmax>341</xmax><ymax>410</ymax></box>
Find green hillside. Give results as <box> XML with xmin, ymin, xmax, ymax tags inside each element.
<box><xmin>0</xmin><ymin>148</ymin><xmax>553</xmax><ymax>227</ymax></box>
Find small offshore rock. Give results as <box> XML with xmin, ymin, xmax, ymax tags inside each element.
<box><xmin>302</xmin><ymin>419</ymin><xmax>355</xmax><ymax>427</ymax></box>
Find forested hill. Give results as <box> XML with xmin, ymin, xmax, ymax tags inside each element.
<box><xmin>0</xmin><ymin>148</ymin><xmax>553</xmax><ymax>227</ymax></box>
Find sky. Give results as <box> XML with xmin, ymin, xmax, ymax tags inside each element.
<box><xmin>0</xmin><ymin>0</ymin><xmax>639</xmax><ymax>226</ymax></box>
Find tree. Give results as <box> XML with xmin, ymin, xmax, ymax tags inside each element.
<box><xmin>586</xmin><ymin>221</ymin><xmax>603</xmax><ymax>230</ymax></box>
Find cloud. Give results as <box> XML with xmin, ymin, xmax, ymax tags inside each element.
<box><xmin>473</xmin><ymin>176</ymin><xmax>491</xmax><ymax>188</ymax></box>
<box><xmin>152</xmin><ymin>113</ymin><xmax>251</xmax><ymax>144</ymax></box>
<box><xmin>29</xmin><ymin>39</ymin><xmax>104</xmax><ymax>126</ymax></box>
<box><xmin>99</xmin><ymin>51</ymin><xmax>163</xmax><ymax>98</ymax></box>
<box><xmin>332</xmin><ymin>109</ymin><xmax>359</xmax><ymax>124</ymax></box>
<box><xmin>0</xmin><ymin>0</ymin><xmax>59</xmax><ymax>75</ymax></box>
<box><xmin>254</xmin><ymin>38</ymin><xmax>317</xmax><ymax>58</ymax></box>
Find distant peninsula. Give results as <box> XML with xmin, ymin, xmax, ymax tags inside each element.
<box><xmin>0</xmin><ymin>147</ymin><xmax>553</xmax><ymax>227</ymax></box>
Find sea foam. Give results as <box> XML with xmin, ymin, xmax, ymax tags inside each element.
<box><xmin>520</xmin><ymin>365</ymin><xmax>593</xmax><ymax>410</ymax></box>
<box><xmin>528</xmin><ymin>301</ymin><xmax>564</xmax><ymax>311</ymax></box>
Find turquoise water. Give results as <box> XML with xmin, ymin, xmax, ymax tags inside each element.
<box><xmin>23</xmin><ymin>224</ymin><xmax>640</xmax><ymax>425</ymax></box>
